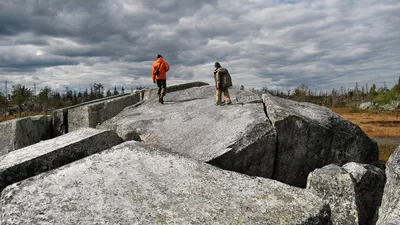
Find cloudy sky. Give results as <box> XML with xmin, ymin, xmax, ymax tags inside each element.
<box><xmin>0</xmin><ymin>0</ymin><xmax>399</xmax><ymax>94</ymax></box>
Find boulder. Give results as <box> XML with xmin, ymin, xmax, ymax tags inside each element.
<box><xmin>0</xmin><ymin>128</ymin><xmax>122</xmax><ymax>191</ymax></box>
<box><xmin>377</xmin><ymin>146</ymin><xmax>400</xmax><ymax>225</ymax></box>
<box><xmin>307</xmin><ymin>163</ymin><xmax>386</xmax><ymax>225</ymax></box>
<box><xmin>380</xmin><ymin>104</ymin><xmax>395</xmax><ymax>111</ymax></box>
<box><xmin>1</xmin><ymin>141</ymin><xmax>332</xmax><ymax>224</ymax></box>
<box><xmin>391</xmin><ymin>100</ymin><xmax>400</xmax><ymax>108</ymax></box>
<box><xmin>343</xmin><ymin>162</ymin><xmax>386</xmax><ymax>225</ymax></box>
<box><xmin>263</xmin><ymin>93</ymin><xmax>380</xmax><ymax>187</ymax></box>
<box><xmin>0</xmin><ymin>115</ymin><xmax>52</xmax><ymax>157</ymax></box>
<box><xmin>359</xmin><ymin>102</ymin><xmax>373</xmax><ymax>110</ymax></box>
<box><xmin>306</xmin><ymin>164</ymin><xmax>358</xmax><ymax>225</ymax></box>
<box><xmin>99</xmin><ymin>86</ymin><xmax>277</xmax><ymax>179</ymax></box>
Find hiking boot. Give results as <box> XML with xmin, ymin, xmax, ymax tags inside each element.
<box><xmin>160</xmin><ymin>96</ymin><xmax>164</xmax><ymax>104</ymax></box>
<box><xmin>227</xmin><ymin>101</ymin><xmax>232</xmax><ymax>105</ymax></box>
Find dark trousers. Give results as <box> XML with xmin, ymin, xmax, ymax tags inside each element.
<box><xmin>157</xmin><ymin>79</ymin><xmax>167</xmax><ymax>96</ymax></box>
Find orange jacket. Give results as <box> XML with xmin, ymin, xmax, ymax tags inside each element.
<box><xmin>152</xmin><ymin>57</ymin><xmax>170</xmax><ymax>81</ymax></box>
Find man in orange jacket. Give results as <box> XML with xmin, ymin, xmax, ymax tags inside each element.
<box><xmin>152</xmin><ymin>54</ymin><xmax>170</xmax><ymax>104</ymax></box>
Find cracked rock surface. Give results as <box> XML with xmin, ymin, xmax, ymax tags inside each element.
<box><xmin>263</xmin><ymin>93</ymin><xmax>380</xmax><ymax>187</ymax></box>
<box><xmin>100</xmin><ymin>86</ymin><xmax>277</xmax><ymax>179</ymax></box>
<box><xmin>100</xmin><ymin>86</ymin><xmax>380</xmax><ymax>188</ymax></box>
<box><xmin>1</xmin><ymin>141</ymin><xmax>331</xmax><ymax>225</ymax></box>
<box><xmin>377</xmin><ymin>146</ymin><xmax>400</xmax><ymax>225</ymax></box>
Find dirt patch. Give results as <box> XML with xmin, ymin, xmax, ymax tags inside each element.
<box><xmin>331</xmin><ymin>108</ymin><xmax>400</xmax><ymax>163</ymax></box>
<box><xmin>361</xmin><ymin>121</ymin><xmax>400</xmax><ymax>127</ymax></box>
<box><xmin>332</xmin><ymin>107</ymin><xmax>400</xmax><ymax>137</ymax></box>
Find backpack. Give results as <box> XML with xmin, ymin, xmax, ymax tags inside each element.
<box><xmin>218</xmin><ymin>68</ymin><xmax>232</xmax><ymax>88</ymax></box>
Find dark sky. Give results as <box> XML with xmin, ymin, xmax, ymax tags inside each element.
<box><xmin>0</xmin><ymin>0</ymin><xmax>399</xmax><ymax>94</ymax></box>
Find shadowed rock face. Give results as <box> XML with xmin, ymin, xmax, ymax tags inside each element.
<box><xmin>0</xmin><ymin>142</ymin><xmax>331</xmax><ymax>225</ymax></box>
<box><xmin>99</xmin><ymin>86</ymin><xmax>277</xmax><ymax>179</ymax></box>
<box><xmin>377</xmin><ymin>146</ymin><xmax>400</xmax><ymax>225</ymax></box>
<box><xmin>263</xmin><ymin>93</ymin><xmax>380</xmax><ymax>187</ymax></box>
<box><xmin>307</xmin><ymin>163</ymin><xmax>386</xmax><ymax>225</ymax></box>
<box><xmin>343</xmin><ymin>162</ymin><xmax>386</xmax><ymax>225</ymax></box>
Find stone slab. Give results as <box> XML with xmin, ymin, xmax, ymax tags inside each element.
<box><xmin>99</xmin><ymin>86</ymin><xmax>277</xmax><ymax>179</ymax></box>
<box><xmin>1</xmin><ymin>141</ymin><xmax>331</xmax><ymax>225</ymax></box>
<box><xmin>263</xmin><ymin>93</ymin><xmax>380</xmax><ymax>187</ymax></box>
<box><xmin>0</xmin><ymin>115</ymin><xmax>52</xmax><ymax>157</ymax></box>
<box><xmin>0</xmin><ymin>128</ymin><xmax>122</xmax><ymax>191</ymax></box>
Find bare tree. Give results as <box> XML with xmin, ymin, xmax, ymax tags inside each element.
<box><xmin>92</xmin><ymin>83</ymin><xmax>104</xmax><ymax>99</ymax></box>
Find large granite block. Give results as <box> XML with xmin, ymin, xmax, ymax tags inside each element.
<box><xmin>1</xmin><ymin>141</ymin><xmax>331</xmax><ymax>224</ymax></box>
<box><xmin>0</xmin><ymin>128</ymin><xmax>122</xmax><ymax>191</ymax></box>
<box><xmin>0</xmin><ymin>115</ymin><xmax>52</xmax><ymax>156</ymax></box>
<box><xmin>52</xmin><ymin>93</ymin><xmax>141</xmax><ymax>135</ymax></box>
<box><xmin>263</xmin><ymin>93</ymin><xmax>380</xmax><ymax>187</ymax></box>
<box><xmin>99</xmin><ymin>86</ymin><xmax>277</xmax><ymax>179</ymax></box>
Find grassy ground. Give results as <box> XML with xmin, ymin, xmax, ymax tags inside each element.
<box><xmin>331</xmin><ymin>107</ymin><xmax>400</xmax><ymax>163</ymax></box>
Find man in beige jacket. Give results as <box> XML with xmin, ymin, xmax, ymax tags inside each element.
<box><xmin>213</xmin><ymin>62</ymin><xmax>232</xmax><ymax>105</ymax></box>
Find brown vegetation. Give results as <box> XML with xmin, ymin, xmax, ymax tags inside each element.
<box><xmin>332</xmin><ymin>107</ymin><xmax>400</xmax><ymax>162</ymax></box>
<box><xmin>0</xmin><ymin>111</ymin><xmax>47</xmax><ymax>123</ymax></box>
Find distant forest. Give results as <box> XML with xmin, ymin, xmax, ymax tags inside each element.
<box><xmin>0</xmin><ymin>83</ymin><xmax>144</xmax><ymax>118</ymax></box>
<box><xmin>1</xmin><ymin>78</ymin><xmax>400</xmax><ymax>119</ymax></box>
<box><xmin>257</xmin><ymin>78</ymin><xmax>400</xmax><ymax>109</ymax></box>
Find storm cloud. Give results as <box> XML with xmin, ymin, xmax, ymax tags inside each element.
<box><xmin>0</xmin><ymin>0</ymin><xmax>399</xmax><ymax>93</ymax></box>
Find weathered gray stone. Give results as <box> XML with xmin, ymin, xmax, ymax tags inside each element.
<box><xmin>1</xmin><ymin>141</ymin><xmax>331</xmax><ymax>225</ymax></box>
<box><xmin>359</xmin><ymin>102</ymin><xmax>373</xmax><ymax>110</ymax></box>
<box><xmin>343</xmin><ymin>162</ymin><xmax>386</xmax><ymax>225</ymax></box>
<box><xmin>306</xmin><ymin>164</ymin><xmax>358</xmax><ymax>225</ymax></box>
<box><xmin>380</xmin><ymin>104</ymin><xmax>395</xmax><ymax>111</ymax></box>
<box><xmin>0</xmin><ymin>115</ymin><xmax>52</xmax><ymax>157</ymax></box>
<box><xmin>68</xmin><ymin>93</ymin><xmax>141</xmax><ymax>132</ymax></box>
<box><xmin>392</xmin><ymin>100</ymin><xmax>400</xmax><ymax>108</ymax></box>
<box><xmin>263</xmin><ymin>93</ymin><xmax>380</xmax><ymax>187</ymax></box>
<box><xmin>0</xmin><ymin>128</ymin><xmax>122</xmax><ymax>191</ymax></box>
<box><xmin>52</xmin><ymin>83</ymin><xmax>208</xmax><ymax>135</ymax></box>
<box><xmin>377</xmin><ymin>146</ymin><xmax>400</xmax><ymax>225</ymax></box>
<box><xmin>99</xmin><ymin>86</ymin><xmax>277</xmax><ymax>179</ymax></box>
<box><xmin>51</xmin><ymin>93</ymin><xmax>134</xmax><ymax>135</ymax></box>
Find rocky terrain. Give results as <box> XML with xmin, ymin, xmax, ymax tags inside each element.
<box><xmin>0</xmin><ymin>82</ymin><xmax>398</xmax><ymax>224</ymax></box>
